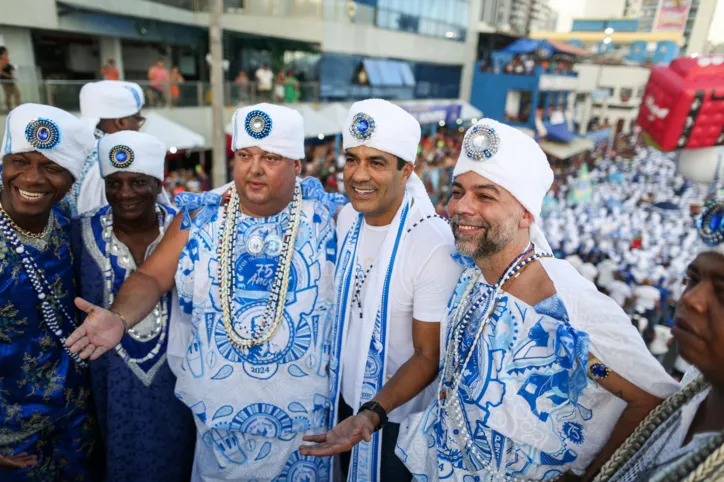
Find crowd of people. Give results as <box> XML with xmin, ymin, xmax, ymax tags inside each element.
<box><xmin>480</xmin><ymin>53</ymin><xmax>576</xmax><ymax>76</ymax></box>
<box><xmin>3</xmin><ymin>76</ymin><xmax>724</xmax><ymax>482</ymax></box>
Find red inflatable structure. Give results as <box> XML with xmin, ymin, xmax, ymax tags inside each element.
<box><xmin>638</xmin><ymin>55</ymin><xmax>724</xmax><ymax>152</ymax></box>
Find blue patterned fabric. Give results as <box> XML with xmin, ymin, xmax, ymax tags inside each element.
<box><xmin>73</xmin><ymin>204</ymin><xmax>196</xmax><ymax>482</ymax></box>
<box><xmin>300</xmin><ymin>176</ymin><xmax>348</xmax><ymax>215</ymax></box>
<box><xmin>173</xmin><ymin>189</ymin><xmax>337</xmax><ymax>479</ymax></box>
<box><xmin>397</xmin><ymin>267</ymin><xmax>592</xmax><ymax>481</ymax></box>
<box><xmin>0</xmin><ymin>201</ymin><xmax>93</xmax><ymax>480</ymax></box>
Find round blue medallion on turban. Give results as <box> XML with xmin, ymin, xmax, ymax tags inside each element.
<box><xmin>109</xmin><ymin>145</ymin><xmax>135</xmax><ymax>169</ymax></box>
<box><xmin>349</xmin><ymin>113</ymin><xmax>376</xmax><ymax>141</ymax></box>
<box><xmin>697</xmin><ymin>199</ymin><xmax>724</xmax><ymax>247</ymax></box>
<box><xmin>245</xmin><ymin>110</ymin><xmax>273</xmax><ymax>140</ymax></box>
<box><xmin>463</xmin><ymin>124</ymin><xmax>500</xmax><ymax>161</ymax></box>
<box><xmin>25</xmin><ymin>118</ymin><xmax>61</xmax><ymax>150</ymax></box>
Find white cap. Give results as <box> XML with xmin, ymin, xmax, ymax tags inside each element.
<box><xmin>2</xmin><ymin>103</ymin><xmax>95</xmax><ymax>180</ymax></box>
<box><xmin>98</xmin><ymin>131</ymin><xmax>166</xmax><ymax>182</ymax></box>
<box><xmin>79</xmin><ymin>80</ymin><xmax>145</xmax><ymax>128</ymax></box>
<box><xmin>231</xmin><ymin>103</ymin><xmax>304</xmax><ymax>160</ymax></box>
<box><xmin>343</xmin><ymin>98</ymin><xmax>421</xmax><ymax>164</ymax></box>
<box><xmin>454</xmin><ymin>119</ymin><xmax>553</xmax><ymax>222</ymax></box>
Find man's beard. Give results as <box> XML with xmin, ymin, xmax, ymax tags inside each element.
<box><xmin>451</xmin><ymin>214</ymin><xmax>518</xmax><ymax>259</ymax></box>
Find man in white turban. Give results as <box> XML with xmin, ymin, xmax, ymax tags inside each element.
<box><xmin>395</xmin><ymin>119</ymin><xmax>680</xmax><ymax>481</ymax></box>
<box><xmin>0</xmin><ymin>104</ymin><xmax>96</xmax><ymax>479</ymax></box>
<box><xmin>73</xmin><ymin>131</ymin><xmax>195</xmax><ymax>481</ymax></box>
<box><xmin>66</xmin><ymin>103</ymin><xmax>337</xmax><ymax>481</ymax></box>
<box><xmin>70</xmin><ymin>80</ymin><xmax>146</xmax><ymax>216</ymax></box>
<box><xmin>300</xmin><ymin>99</ymin><xmax>462</xmax><ymax>482</ymax></box>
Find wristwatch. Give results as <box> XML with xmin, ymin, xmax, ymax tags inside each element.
<box><xmin>358</xmin><ymin>400</ymin><xmax>388</xmax><ymax>432</ymax></box>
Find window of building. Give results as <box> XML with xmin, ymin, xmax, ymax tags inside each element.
<box><xmin>504</xmin><ymin>89</ymin><xmax>533</xmax><ymax>123</ymax></box>
<box><xmin>375</xmin><ymin>0</ymin><xmax>469</xmax><ymax>41</ymax></box>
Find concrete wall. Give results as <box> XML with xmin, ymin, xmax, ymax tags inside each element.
<box><xmin>583</xmin><ymin>0</ymin><xmax>626</xmax><ymax>19</ymax></box>
<box><xmin>685</xmin><ymin>0</ymin><xmax>717</xmax><ymax>55</ymax></box>
<box><xmin>0</xmin><ymin>26</ymin><xmax>42</xmax><ymax>103</ymax></box>
<box><xmin>0</xmin><ymin>0</ymin><xmax>59</xmax><ymax>29</ymax></box>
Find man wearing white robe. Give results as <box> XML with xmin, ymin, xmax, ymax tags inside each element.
<box><xmin>396</xmin><ymin>119</ymin><xmax>680</xmax><ymax>481</ymax></box>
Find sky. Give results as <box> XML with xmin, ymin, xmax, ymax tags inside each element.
<box><xmin>549</xmin><ymin>0</ymin><xmax>724</xmax><ymax>45</ymax></box>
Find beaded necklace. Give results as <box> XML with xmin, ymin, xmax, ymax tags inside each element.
<box><xmin>0</xmin><ymin>207</ymin><xmax>86</xmax><ymax>367</ymax></box>
<box><xmin>595</xmin><ymin>375</ymin><xmax>724</xmax><ymax>482</ymax></box>
<box><xmin>438</xmin><ymin>245</ymin><xmax>553</xmax><ymax>479</ymax></box>
<box><xmin>101</xmin><ymin>205</ymin><xmax>168</xmax><ymax>364</ymax></box>
<box><xmin>218</xmin><ymin>180</ymin><xmax>303</xmax><ymax>349</ymax></box>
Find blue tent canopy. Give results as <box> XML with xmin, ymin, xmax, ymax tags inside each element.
<box><xmin>543</xmin><ymin>122</ymin><xmax>575</xmax><ymax>143</ymax></box>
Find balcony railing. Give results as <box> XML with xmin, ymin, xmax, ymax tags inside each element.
<box><xmin>0</xmin><ymin>79</ymin><xmax>321</xmax><ymax>113</ymax></box>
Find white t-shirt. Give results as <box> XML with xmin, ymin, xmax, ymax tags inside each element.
<box><xmin>649</xmin><ymin>325</ymin><xmax>673</xmax><ymax>355</ymax></box>
<box><xmin>597</xmin><ymin>259</ymin><xmax>619</xmax><ymax>290</ymax></box>
<box><xmin>579</xmin><ymin>262</ymin><xmax>599</xmax><ymax>284</ymax></box>
<box><xmin>337</xmin><ymin>203</ymin><xmax>462</xmax><ymax>423</ymax></box>
<box><xmin>608</xmin><ymin>280</ymin><xmax>632</xmax><ymax>308</ymax></box>
<box><xmin>634</xmin><ymin>285</ymin><xmax>661</xmax><ymax>313</ymax></box>
<box><xmin>256</xmin><ymin>68</ymin><xmax>274</xmax><ymax>91</ymax></box>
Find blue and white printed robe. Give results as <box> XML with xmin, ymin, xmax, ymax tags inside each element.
<box><xmin>0</xmin><ymin>202</ymin><xmax>94</xmax><ymax>481</ymax></box>
<box><xmin>73</xmin><ymin>204</ymin><xmax>196</xmax><ymax>482</ymax></box>
<box><xmin>397</xmin><ymin>256</ymin><xmax>679</xmax><ymax>481</ymax></box>
<box><xmin>172</xmin><ymin>185</ymin><xmax>337</xmax><ymax>481</ymax></box>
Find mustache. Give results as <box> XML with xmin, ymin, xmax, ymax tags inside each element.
<box><xmin>450</xmin><ymin>215</ymin><xmax>489</xmax><ymax>230</ymax></box>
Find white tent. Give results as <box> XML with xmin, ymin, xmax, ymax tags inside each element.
<box><xmin>319</xmin><ymin>103</ymin><xmax>350</xmax><ymax>129</ymax></box>
<box><xmin>141</xmin><ymin>112</ymin><xmax>206</xmax><ymax>151</ymax></box>
<box><xmin>460</xmin><ymin>101</ymin><xmax>483</xmax><ymax>121</ymax></box>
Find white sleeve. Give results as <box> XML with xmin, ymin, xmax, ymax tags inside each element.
<box><xmin>76</xmin><ymin>163</ymin><xmax>107</xmax><ymax>216</ymax></box>
<box><xmin>411</xmin><ymin>244</ymin><xmax>463</xmax><ymax>323</ymax></box>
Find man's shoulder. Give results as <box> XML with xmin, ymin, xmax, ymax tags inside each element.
<box><xmin>403</xmin><ymin>210</ymin><xmax>454</xmax><ymax>251</ymax></box>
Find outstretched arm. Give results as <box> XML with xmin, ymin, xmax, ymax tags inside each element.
<box><xmin>299</xmin><ymin>318</ymin><xmax>440</xmax><ymax>457</ymax></box>
<box><xmin>66</xmin><ymin>213</ymin><xmax>190</xmax><ymax>360</ymax></box>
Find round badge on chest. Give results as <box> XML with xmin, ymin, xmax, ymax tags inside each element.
<box><xmin>246</xmin><ymin>235</ymin><xmax>265</xmax><ymax>256</ymax></box>
<box><xmin>264</xmin><ymin>234</ymin><xmax>282</xmax><ymax>257</ymax></box>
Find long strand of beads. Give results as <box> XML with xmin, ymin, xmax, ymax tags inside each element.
<box><xmin>219</xmin><ymin>180</ymin><xmax>303</xmax><ymax>348</ymax></box>
<box><xmin>437</xmin><ymin>246</ymin><xmax>553</xmax><ymax>478</ymax></box>
<box><xmin>0</xmin><ymin>211</ymin><xmax>86</xmax><ymax>367</ymax></box>
<box><xmin>102</xmin><ymin>205</ymin><xmax>169</xmax><ymax>364</ymax></box>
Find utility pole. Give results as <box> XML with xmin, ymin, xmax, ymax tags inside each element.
<box><xmin>209</xmin><ymin>0</ymin><xmax>226</xmax><ymax>189</ymax></box>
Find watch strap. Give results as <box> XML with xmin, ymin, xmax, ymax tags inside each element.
<box><xmin>358</xmin><ymin>400</ymin><xmax>388</xmax><ymax>431</ymax></box>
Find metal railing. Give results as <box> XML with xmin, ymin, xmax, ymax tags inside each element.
<box><xmin>0</xmin><ymin>79</ymin><xmax>321</xmax><ymax>113</ymax></box>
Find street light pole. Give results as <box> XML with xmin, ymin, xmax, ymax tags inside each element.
<box><xmin>209</xmin><ymin>0</ymin><xmax>227</xmax><ymax>189</ymax></box>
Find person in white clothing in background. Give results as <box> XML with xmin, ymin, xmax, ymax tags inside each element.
<box><xmin>300</xmin><ymin>99</ymin><xmax>462</xmax><ymax>482</ymax></box>
<box><xmin>607</xmin><ymin>274</ymin><xmax>634</xmax><ymax>310</ymax></box>
<box><xmin>70</xmin><ymin>80</ymin><xmax>146</xmax><ymax>216</ymax></box>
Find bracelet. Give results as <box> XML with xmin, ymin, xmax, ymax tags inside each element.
<box><xmin>111</xmin><ymin>310</ymin><xmax>129</xmax><ymax>333</ymax></box>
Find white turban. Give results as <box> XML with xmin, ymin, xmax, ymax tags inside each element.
<box><xmin>2</xmin><ymin>103</ymin><xmax>95</xmax><ymax>180</ymax></box>
<box><xmin>79</xmin><ymin>80</ymin><xmax>145</xmax><ymax>128</ymax></box>
<box><xmin>231</xmin><ymin>103</ymin><xmax>304</xmax><ymax>160</ymax></box>
<box><xmin>343</xmin><ymin>98</ymin><xmax>432</xmax><ymax>210</ymax></box>
<box><xmin>98</xmin><ymin>131</ymin><xmax>166</xmax><ymax>182</ymax></box>
<box><xmin>454</xmin><ymin>118</ymin><xmax>554</xmax><ymax>251</ymax></box>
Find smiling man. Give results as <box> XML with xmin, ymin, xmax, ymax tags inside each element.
<box><xmin>396</xmin><ymin>119</ymin><xmax>679</xmax><ymax>481</ymax></box>
<box><xmin>69</xmin><ymin>80</ymin><xmax>146</xmax><ymax>216</ymax></box>
<box><xmin>300</xmin><ymin>99</ymin><xmax>462</xmax><ymax>481</ymax></box>
<box><xmin>73</xmin><ymin>131</ymin><xmax>195</xmax><ymax>482</ymax></box>
<box><xmin>592</xmin><ymin>199</ymin><xmax>724</xmax><ymax>482</ymax></box>
<box><xmin>65</xmin><ymin>103</ymin><xmax>338</xmax><ymax>481</ymax></box>
<box><xmin>0</xmin><ymin>104</ymin><xmax>96</xmax><ymax>480</ymax></box>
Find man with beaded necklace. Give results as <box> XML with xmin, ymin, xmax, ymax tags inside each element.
<box><xmin>73</xmin><ymin>131</ymin><xmax>195</xmax><ymax>481</ymax></box>
<box><xmin>591</xmin><ymin>199</ymin><xmax>724</xmax><ymax>482</ymax></box>
<box><xmin>66</xmin><ymin>103</ymin><xmax>338</xmax><ymax>481</ymax></box>
<box><xmin>300</xmin><ymin>99</ymin><xmax>463</xmax><ymax>481</ymax></box>
<box><xmin>395</xmin><ymin>119</ymin><xmax>680</xmax><ymax>481</ymax></box>
<box><xmin>0</xmin><ymin>104</ymin><xmax>96</xmax><ymax>480</ymax></box>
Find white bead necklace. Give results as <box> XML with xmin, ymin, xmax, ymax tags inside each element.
<box><xmin>101</xmin><ymin>205</ymin><xmax>169</xmax><ymax>364</ymax></box>
<box><xmin>0</xmin><ymin>208</ymin><xmax>86</xmax><ymax>367</ymax></box>
<box><xmin>438</xmin><ymin>246</ymin><xmax>553</xmax><ymax>480</ymax></box>
<box><xmin>218</xmin><ymin>180</ymin><xmax>303</xmax><ymax>349</ymax></box>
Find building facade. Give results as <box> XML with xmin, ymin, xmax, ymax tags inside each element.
<box><xmin>0</xmin><ymin>0</ymin><xmax>481</xmax><ymax>105</ymax></box>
